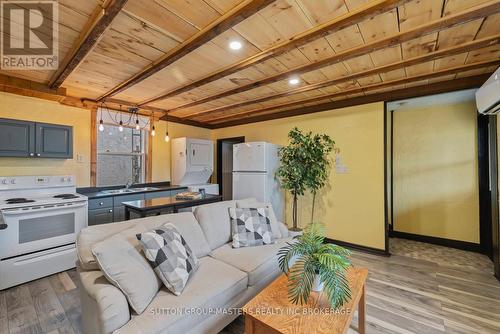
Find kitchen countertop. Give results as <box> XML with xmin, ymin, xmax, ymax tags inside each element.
<box><xmin>123</xmin><ymin>194</ymin><xmax>222</xmax><ymax>211</ymax></box>
<box><xmin>77</xmin><ymin>182</ymin><xmax>188</xmax><ymax>199</ymax></box>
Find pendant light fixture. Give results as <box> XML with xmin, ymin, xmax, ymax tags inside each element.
<box><xmin>98</xmin><ymin>107</ymin><xmax>104</xmax><ymax>132</ymax></box>
<box><xmin>135</xmin><ymin>114</ymin><xmax>140</xmax><ymax>130</ymax></box>
<box><xmin>151</xmin><ymin>112</ymin><xmax>156</xmax><ymax>136</ymax></box>
<box><xmin>164</xmin><ymin>116</ymin><xmax>170</xmax><ymax>142</ymax></box>
<box><xmin>118</xmin><ymin>105</ymin><xmax>124</xmax><ymax>132</ymax></box>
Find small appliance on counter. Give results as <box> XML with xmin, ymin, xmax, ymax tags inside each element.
<box><xmin>0</xmin><ymin>175</ymin><xmax>88</xmax><ymax>290</ymax></box>
<box><xmin>171</xmin><ymin>137</ymin><xmax>219</xmax><ymax>195</ymax></box>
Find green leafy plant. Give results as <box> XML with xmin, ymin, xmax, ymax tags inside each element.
<box><xmin>278</xmin><ymin>223</ymin><xmax>351</xmax><ymax>309</ymax></box>
<box><xmin>276</xmin><ymin>127</ymin><xmax>335</xmax><ymax>230</ymax></box>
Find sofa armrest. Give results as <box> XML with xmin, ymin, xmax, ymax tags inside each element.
<box><xmin>78</xmin><ymin>263</ymin><xmax>130</xmax><ymax>334</ymax></box>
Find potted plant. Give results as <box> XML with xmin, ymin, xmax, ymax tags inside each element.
<box><xmin>303</xmin><ymin>132</ymin><xmax>335</xmax><ymax>223</ymax></box>
<box><xmin>276</xmin><ymin>128</ymin><xmax>335</xmax><ymax>230</ymax></box>
<box><xmin>278</xmin><ymin>223</ymin><xmax>351</xmax><ymax>308</ymax></box>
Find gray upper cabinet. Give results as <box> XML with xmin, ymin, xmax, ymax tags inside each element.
<box><xmin>0</xmin><ymin>118</ymin><xmax>72</xmax><ymax>159</ymax></box>
<box><xmin>36</xmin><ymin>123</ymin><xmax>73</xmax><ymax>158</ymax></box>
<box><xmin>0</xmin><ymin>118</ymin><xmax>35</xmax><ymax>157</ymax></box>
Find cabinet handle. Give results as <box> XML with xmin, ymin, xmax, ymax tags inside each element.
<box><xmin>36</xmin><ymin>153</ymin><xmax>41</xmax><ymax>157</ymax></box>
<box><xmin>29</xmin><ymin>153</ymin><xmax>34</xmax><ymax>156</ymax></box>
<box><xmin>108</xmin><ymin>209</ymin><xmax>113</xmax><ymax>213</ymax></box>
<box><xmin>99</xmin><ymin>202</ymin><xmax>104</xmax><ymax>206</ymax></box>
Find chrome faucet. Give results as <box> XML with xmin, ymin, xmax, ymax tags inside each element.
<box><xmin>125</xmin><ymin>179</ymin><xmax>134</xmax><ymax>189</ymax></box>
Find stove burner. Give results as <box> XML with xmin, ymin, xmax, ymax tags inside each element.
<box><xmin>5</xmin><ymin>198</ymin><xmax>35</xmax><ymax>204</ymax></box>
<box><xmin>53</xmin><ymin>194</ymin><xmax>79</xmax><ymax>199</ymax></box>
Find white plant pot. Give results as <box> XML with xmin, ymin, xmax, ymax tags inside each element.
<box><xmin>312</xmin><ymin>274</ymin><xmax>324</xmax><ymax>292</ymax></box>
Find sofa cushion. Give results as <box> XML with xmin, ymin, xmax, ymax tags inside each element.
<box><xmin>77</xmin><ymin>212</ymin><xmax>211</xmax><ymax>270</ymax></box>
<box><xmin>78</xmin><ymin>267</ymin><xmax>130</xmax><ymax>334</ymax></box>
<box><xmin>229</xmin><ymin>207</ymin><xmax>275</xmax><ymax>248</ymax></box>
<box><xmin>236</xmin><ymin>198</ymin><xmax>282</xmax><ymax>239</ymax></box>
<box><xmin>92</xmin><ymin>236</ymin><xmax>161</xmax><ymax>314</ymax></box>
<box><xmin>137</xmin><ymin>224</ymin><xmax>199</xmax><ymax>296</ymax></box>
<box><xmin>194</xmin><ymin>200</ymin><xmax>236</xmax><ymax>250</ymax></box>
<box><xmin>114</xmin><ymin>256</ymin><xmax>248</xmax><ymax>334</ymax></box>
<box><xmin>210</xmin><ymin>237</ymin><xmax>293</xmax><ymax>286</ymax></box>
<box><xmin>278</xmin><ymin>222</ymin><xmax>289</xmax><ymax>238</ymax></box>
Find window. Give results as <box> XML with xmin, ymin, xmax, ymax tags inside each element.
<box><xmin>96</xmin><ymin>114</ymin><xmax>149</xmax><ymax>186</ymax></box>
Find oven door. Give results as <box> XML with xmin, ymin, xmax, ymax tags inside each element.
<box><xmin>0</xmin><ymin>201</ymin><xmax>87</xmax><ymax>259</ymax></box>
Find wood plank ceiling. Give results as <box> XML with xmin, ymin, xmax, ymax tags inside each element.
<box><xmin>0</xmin><ymin>0</ymin><xmax>499</xmax><ymax>128</ymax></box>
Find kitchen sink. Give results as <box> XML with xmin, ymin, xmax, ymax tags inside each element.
<box><xmin>102</xmin><ymin>187</ymin><xmax>159</xmax><ymax>194</ymax></box>
<box><xmin>102</xmin><ymin>189</ymin><xmax>135</xmax><ymax>194</ymax></box>
<box><xmin>131</xmin><ymin>187</ymin><xmax>159</xmax><ymax>191</ymax></box>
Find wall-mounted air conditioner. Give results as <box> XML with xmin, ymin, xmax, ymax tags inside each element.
<box><xmin>476</xmin><ymin>67</ymin><xmax>500</xmax><ymax>115</ymax></box>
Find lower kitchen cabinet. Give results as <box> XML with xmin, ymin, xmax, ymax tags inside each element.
<box><xmin>145</xmin><ymin>190</ymin><xmax>171</xmax><ymax>199</ymax></box>
<box><xmin>88</xmin><ymin>207</ymin><xmax>114</xmax><ymax>226</ymax></box>
<box><xmin>113</xmin><ymin>193</ymin><xmax>145</xmax><ymax>222</ymax></box>
<box><xmin>85</xmin><ymin>189</ymin><xmax>187</xmax><ymax>226</ymax></box>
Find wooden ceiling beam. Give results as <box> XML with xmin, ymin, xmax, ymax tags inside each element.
<box><xmin>162</xmin><ymin>0</ymin><xmax>500</xmax><ymax>113</ymax></box>
<box><xmin>0</xmin><ymin>74</ymin><xmax>88</xmax><ymax>108</ymax></box>
<box><xmin>0</xmin><ymin>74</ymin><xmax>211</xmax><ymax>131</ymax></box>
<box><xmin>138</xmin><ymin>0</ymin><xmax>409</xmax><ymax>106</ymax></box>
<box><xmin>204</xmin><ymin>60</ymin><xmax>498</xmax><ymax>124</ymax></box>
<box><xmin>184</xmin><ymin>35</ymin><xmax>499</xmax><ymax>119</ymax></box>
<box><xmin>211</xmin><ymin>74</ymin><xmax>490</xmax><ymax>128</ymax></box>
<box><xmin>49</xmin><ymin>0</ymin><xmax>129</xmax><ymax>88</ymax></box>
<box><xmin>98</xmin><ymin>0</ymin><xmax>276</xmax><ymax>100</ymax></box>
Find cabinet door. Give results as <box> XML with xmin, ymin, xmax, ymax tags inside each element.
<box><xmin>189</xmin><ymin>141</ymin><xmax>212</xmax><ymax>166</ymax></box>
<box><xmin>35</xmin><ymin>123</ymin><xmax>73</xmax><ymax>158</ymax></box>
<box><xmin>88</xmin><ymin>208</ymin><xmax>114</xmax><ymax>226</ymax></box>
<box><xmin>145</xmin><ymin>190</ymin><xmax>171</xmax><ymax>199</ymax></box>
<box><xmin>113</xmin><ymin>206</ymin><xmax>125</xmax><ymax>222</ymax></box>
<box><xmin>0</xmin><ymin>118</ymin><xmax>35</xmax><ymax>157</ymax></box>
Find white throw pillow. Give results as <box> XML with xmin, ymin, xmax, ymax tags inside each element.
<box><xmin>92</xmin><ymin>237</ymin><xmax>161</xmax><ymax>314</ymax></box>
<box><xmin>236</xmin><ymin>199</ymin><xmax>282</xmax><ymax>239</ymax></box>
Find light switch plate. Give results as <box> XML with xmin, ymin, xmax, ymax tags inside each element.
<box><xmin>77</xmin><ymin>154</ymin><xmax>84</xmax><ymax>163</ymax></box>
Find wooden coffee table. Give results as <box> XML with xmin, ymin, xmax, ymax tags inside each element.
<box><xmin>243</xmin><ymin>268</ymin><xmax>368</xmax><ymax>334</ymax></box>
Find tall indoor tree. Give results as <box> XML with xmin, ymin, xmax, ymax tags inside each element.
<box><xmin>276</xmin><ymin>127</ymin><xmax>335</xmax><ymax>230</ymax></box>
<box><xmin>304</xmin><ymin>132</ymin><xmax>335</xmax><ymax>223</ymax></box>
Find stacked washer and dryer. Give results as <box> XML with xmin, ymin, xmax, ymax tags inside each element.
<box><xmin>171</xmin><ymin>137</ymin><xmax>219</xmax><ymax>194</ymax></box>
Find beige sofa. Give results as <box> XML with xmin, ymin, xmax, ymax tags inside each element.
<box><xmin>76</xmin><ymin>199</ymin><xmax>292</xmax><ymax>334</ymax></box>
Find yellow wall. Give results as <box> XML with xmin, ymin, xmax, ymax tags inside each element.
<box><xmin>393</xmin><ymin>101</ymin><xmax>479</xmax><ymax>243</ymax></box>
<box><xmin>151</xmin><ymin>120</ymin><xmax>211</xmax><ymax>182</ymax></box>
<box><xmin>0</xmin><ymin>92</ymin><xmax>91</xmax><ymax>187</ymax></box>
<box><xmin>212</xmin><ymin>102</ymin><xmax>386</xmax><ymax>250</ymax></box>
<box><xmin>0</xmin><ymin>93</ymin><xmax>387</xmax><ymax>250</ymax></box>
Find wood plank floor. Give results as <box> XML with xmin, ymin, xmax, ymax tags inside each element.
<box><xmin>1</xmin><ymin>239</ymin><xmax>499</xmax><ymax>334</ymax></box>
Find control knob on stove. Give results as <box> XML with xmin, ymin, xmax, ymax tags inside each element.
<box><xmin>9</xmin><ymin>179</ymin><xmax>15</xmax><ymax>184</ymax></box>
<box><xmin>1</xmin><ymin>179</ymin><xmax>7</xmax><ymax>185</ymax></box>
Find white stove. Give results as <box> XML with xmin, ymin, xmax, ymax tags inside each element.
<box><xmin>0</xmin><ymin>175</ymin><xmax>88</xmax><ymax>290</ymax></box>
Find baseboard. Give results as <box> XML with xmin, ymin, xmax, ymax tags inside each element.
<box><xmin>389</xmin><ymin>230</ymin><xmax>481</xmax><ymax>253</ymax></box>
<box><xmin>325</xmin><ymin>238</ymin><xmax>390</xmax><ymax>257</ymax></box>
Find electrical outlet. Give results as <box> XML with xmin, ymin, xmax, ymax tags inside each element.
<box><xmin>77</xmin><ymin>154</ymin><xmax>84</xmax><ymax>163</ymax></box>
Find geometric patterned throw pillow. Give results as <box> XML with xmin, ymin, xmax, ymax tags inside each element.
<box><xmin>136</xmin><ymin>223</ymin><xmax>199</xmax><ymax>296</ymax></box>
<box><xmin>228</xmin><ymin>207</ymin><xmax>275</xmax><ymax>248</ymax></box>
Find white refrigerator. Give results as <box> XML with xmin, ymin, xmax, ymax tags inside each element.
<box><xmin>232</xmin><ymin>142</ymin><xmax>284</xmax><ymax>222</ymax></box>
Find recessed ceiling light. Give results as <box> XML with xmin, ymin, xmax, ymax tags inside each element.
<box><xmin>229</xmin><ymin>40</ymin><xmax>242</xmax><ymax>50</ymax></box>
<box><xmin>289</xmin><ymin>78</ymin><xmax>300</xmax><ymax>85</ymax></box>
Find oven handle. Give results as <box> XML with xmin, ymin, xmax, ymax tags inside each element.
<box><xmin>2</xmin><ymin>202</ymin><xmax>87</xmax><ymax>215</ymax></box>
